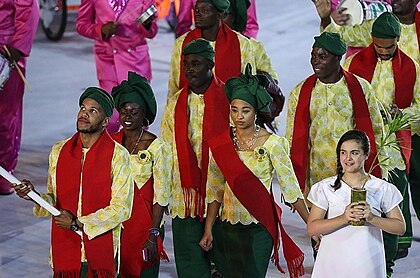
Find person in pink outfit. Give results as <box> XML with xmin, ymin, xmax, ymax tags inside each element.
<box><xmin>0</xmin><ymin>0</ymin><xmax>39</xmax><ymax>195</ymax></box>
<box><xmin>175</xmin><ymin>0</ymin><xmax>258</xmax><ymax>38</ymax></box>
<box><xmin>76</xmin><ymin>0</ymin><xmax>158</xmax><ymax>132</ymax></box>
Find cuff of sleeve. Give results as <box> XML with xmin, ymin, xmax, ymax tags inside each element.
<box><xmin>78</xmin><ymin>216</ymin><xmax>96</xmax><ymax>240</ymax></box>
<box><xmin>94</xmin><ymin>24</ymin><xmax>104</xmax><ymax>41</ymax></box>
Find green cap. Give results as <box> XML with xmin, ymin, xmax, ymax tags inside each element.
<box><xmin>313</xmin><ymin>32</ymin><xmax>347</xmax><ymax>56</ymax></box>
<box><xmin>372</xmin><ymin>12</ymin><xmax>401</xmax><ymax>39</ymax></box>
<box><xmin>79</xmin><ymin>87</ymin><xmax>114</xmax><ymax>117</ymax></box>
<box><xmin>182</xmin><ymin>38</ymin><xmax>215</xmax><ymax>62</ymax></box>
<box><xmin>111</xmin><ymin>71</ymin><xmax>157</xmax><ymax>126</ymax></box>
<box><xmin>225</xmin><ymin>63</ymin><xmax>272</xmax><ymax>113</ymax></box>
<box><xmin>226</xmin><ymin>0</ymin><xmax>251</xmax><ymax>33</ymax></box>
<box><xmin>198</xmin><ymin>0</ymin><xmax>230</xmax><ymax>12</ymax></box>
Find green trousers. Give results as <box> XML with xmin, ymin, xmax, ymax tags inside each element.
<box><xmin>409</xmin><ymin>134</ymin><xmax>420</xmax><ymax>220</ymax></box>
<box><xmin>220</xmin><ymin>221</ymin><xmax>273</xmax><ymax>278</ymax></box>
<box><xmin>383</xmin><ymin>168</ymin><xmax>412</xmax><ymax>275</ymax></box>
<box><xmin>172</xmin><ymin>217</ymin><xmax>211</xmax><ymax>278</ymax></box>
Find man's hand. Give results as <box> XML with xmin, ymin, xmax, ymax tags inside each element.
<box><xmin>54</xmin><ymin>209</ymin><xmax>74</xmax><ymax>230</ymax></box>
<box><xmin>313</xmin><ymin>0</ymin><xmax>332</xmax><ymax>20</ymax></box>
<box><xmin>331</xmin><ymin>7</ymin><xmax>351</xmax><ymax>25</ymax></box>
<box><xmin>11</xmin><ymin>179</ymin><xmax>37</xmax><ymax>201</ymax></box>
<box><xmin>4</xmin><ymin>45</ymin><xmax>22</xmax><ymax>63</ymax></box>
<box><xmin>101</xmin><ymin>22</ymin><xmax>118</xmax><ymax>40</ymax></box>
<box><xmin>389</xmin><ymin>104</ymin><xmax>402</xmax><ymax>117</ymax></box>
<box><xmin>142</xmin><ymin>15</ymin><xmax>155</xmax><ymax>30</ymax></box>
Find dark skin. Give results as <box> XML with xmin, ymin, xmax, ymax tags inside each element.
<box><xmin>118</xmin><ymin>102</ymin><xmax>166</xmax><ymax>261</ymax></box>
<box><xmin>194</xmin><ymin>1</ymin><xmax>224</xmax><ymax>41</ymax></box>
<box><xmin>310</xmin><ymin>47</ymin><xmax>342</xmax><ymax>83</ymax></box>
<box><xmin>11</xmin><ymin>98</ymin><xmax>110</xmax><ymax>231</ymax></box>
<box><xmin>3</xmin><ymin>45</ymin><xmax>22</xmax><ymax>63</ymax></box>
<box><xmin>183</xmin><ymin>53</ymin><xmax>214</xmax><ymax>94</ymax></box>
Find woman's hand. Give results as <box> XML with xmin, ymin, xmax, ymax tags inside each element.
<box><xmin>343</xmin><ymin>202</ymin><xmax>364</xmax><ymax>223</ymax></box>
<box><xmin>358</xmin><ymin>201</ymin><xmax>374</xmax><ymax>222</ymax></box>
<box><xmin>199</xmin><ymin>231</ymin><xmax>213</xmax><ymax>251</ymax></box>
<box><xmin>143</xmin><ymin>234</ymin><xmax>158</xmax><ymax>261</ymax></box>
<box><xmin>311</xmin><ymin>235</ymin><xmax>321</xmax><ymax>251</ymax></box>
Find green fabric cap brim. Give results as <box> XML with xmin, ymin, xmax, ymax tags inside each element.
<box><xmin>372</xmin><ymin>12</ymin><xmax>401</xmax><ymax>39</ymax></box>
<box><xmin>313</xmin><ymin>32</ymin><xmax>347</xmax><ymax>56</ymax></box>
<box><xmin>79</xmin><ymin>87</ymin><xmax>115</xmax><ymax>118</ymax></box>
<box><xmin>111</xmin><ymin>71</ymin><xmax>157</xmax><ymax>126</ymax></box>
<box><xmin>182</xmin><ymin>38</ymin><xmax>215</xmax><ymax>62</ymax></box>
<box><xmin>198</xmin><ymin>0</ymin><xmax>230</xmax><ymax>12</ymax></box>
<box><xmin>225</xmin><ymin>63</ymin><xmax>272</xmax><ymax>113</ymax></box>
<box><xmin>226</xmin><ymin>0</ymin><xmax>251</xmax><ymax>33</ymax></box>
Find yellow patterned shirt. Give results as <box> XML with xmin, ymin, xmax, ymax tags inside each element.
<box><xmin>343</xmin><ymin>55</ymin><xmax>420</xmax><ymax>136</ymax></box>
<box><xmin>160</xmin><ymin>90</ymin><xmax>209</xmax><ymax>218</ymax></box>
<box><xmin>131</xmin><ymin>137</ymin><xmax>172</xmax><ymax>206</ymax></box>
<box><xmin>249</xmin><ymin>37</ymin><xmax>278</xmax><ymax>80</ymax></box>
<box><xmin>285</xmin><ymin>75</ymin><xmax>396</xmax><ymax>192</ymax></box>
<box><xmin>33</xmin><ymin>137</ymin><xmax>133</xmax><ymax>264</ymax></box>
<box><xmin>206</xmin><ymin>134</ymin><xmax>304</xmax><ymax>225</ymax></box>
<box><xmin>324</xmin><ymin>20</ymin><xmax>420</xmax><ymax>63</ymax></box>
<box><xmin>167</xmin><ymin>31</ymin><xmax>259</xmax><ymax>100</ymax></box>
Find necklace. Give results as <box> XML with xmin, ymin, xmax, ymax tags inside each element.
<box><xmin>130</xmin><ymin>128</ymin><xmax>144</xmax><ymax>155</ymax></box>
<box><xmin>233</xmin><ymin>125</ymin><xmax>260</xmax><ymax>151</ymax></box>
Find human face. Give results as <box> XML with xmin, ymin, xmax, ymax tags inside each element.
<box><xmin>372</xmin><ymin>36</ymin><xmax>399</xmax><ymax>60</ymax></box>
<box><xmin>222</xmin><ymin>12</ymin><xmax>235</xmax><ymax>28</ymax></box>
<box><xmin>339</xmin><ymin>139</ymin><xmax>368</xmax><ymax>174</ymax></box>
<box><xmin>183</xmin><ymin>54</ymin><xmax>214</xmax><ymax>92</ymax></box>
<box><xmin>77</xmin><ymin>98</ymin><xmax>108</xmax><ymax>134</ymax></box>
<box><xmin>194</xmin><ymin>1</ymin><xmax>221</xmax><ymax>29</ymax></box>
<box><xmin>310</xmin><ymin>47</ymin><xmax>341</xmax><ymax>82</ymax></box>
<box><xmin>119</xmin><ymin>102</ymin><xmax>145</xmax><ymax>131</ymax></box>
<box><xmin>230</xmin><ymin>99</ymin><xmax>257</xmax><ymax>129</ymax></box>
<box><xmin>392</xmin><ymin>0</ymin><xmax>417</xmax><ymax>16</ymax></box>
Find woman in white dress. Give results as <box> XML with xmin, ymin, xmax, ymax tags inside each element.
<box><xmin>307</xmin><ymin>129</ymin><xmax>405</xmax><ymax>278</ymax></box>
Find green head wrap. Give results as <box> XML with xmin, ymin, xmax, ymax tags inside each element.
<box><xmin>372</xmin><ymin>12</ymin><xmax>401</xmax><ymax>39</ymax></box>
<box><xmin>79</xmin><ymin>87</ymin><xmax>114</xmax><ymax>118</ymax></box>
<box><xmin>313</xmin><ymin>32</ymin><xmax>347</xmax><ymax>56</ymax></box>
<box><xmin>225</xmin><ymin>63</ymin><xmax>272</xmax><ymax>113</ymax></box>
<box><xmin>226</xmin><ymin>0</ymin><xmax>250</xmax><ymax>33</ymax></box>
<box><xmin>111</xmin><ymin>71</ymin><xmax>157</xmax><ymax>126</ymax></box>
<box><xmin>198</xmin><ymin>0</ymin><xmax>230</xmax><ymax>12</ymax></box>
<box><xmin>182</xmin><ymin>38</ymin><xmax>215</xmax><ymax>62</ymax></box>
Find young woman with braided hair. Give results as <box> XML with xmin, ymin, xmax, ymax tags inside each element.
<box><xmin>307</xmin><ymin>129</ymin><xmax>405</xmax><ymax>278</ymax></box>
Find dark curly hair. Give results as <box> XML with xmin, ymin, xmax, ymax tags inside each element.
<box><xmin>332</xmin><ymin>130</ymin><xmax>370</xmax><ymax>190</ymax></box>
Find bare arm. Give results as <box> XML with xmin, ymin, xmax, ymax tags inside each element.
<box><xmin>363</xmin><ymin>202</ymin><xmax>406</xmax><ymax>236</ymax></box>
<box><xmin>199</xmin><ymin>201</ymin><xmax>221</xmax><ymax>251</ymax></box>
<box><xmin>307</xmin><ymin>202</ymin><xmax>362</xmax><ymax>236</ymax></box>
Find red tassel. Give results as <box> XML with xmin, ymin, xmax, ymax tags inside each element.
<box><xmin>53</xmin><ymin>270</ymin><xmax>80</xmax><ymax>278</ymax></box>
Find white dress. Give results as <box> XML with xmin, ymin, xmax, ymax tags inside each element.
<box><xmin>308</xmin><ymin>176</ymin><xmax>403</xmax><ymax>278</ymax></box>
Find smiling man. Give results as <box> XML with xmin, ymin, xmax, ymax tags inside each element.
<box><xmin>286</xmin><ymin>32</ymin><xmax>391</xmax><ymax>204</ymax></box>
<box><xmin>343</xmin><ymin>11</ymin><xmax>420</xmax><ymax>268</ymax></box>
<box><xmin>161</xmin><ymin>38</ymin><xmax>230</xmax><ymax>278</ymax></box>
<box><xmin>12</xmin><ymin>87</ymin><xmax>133</xmax><ymax>277</ymax></box>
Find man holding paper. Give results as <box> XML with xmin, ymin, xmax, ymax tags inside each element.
<box><xmin>12</xmin><ymin>87</ymin><xmax>134</xmax><ymax>277</ymax></box>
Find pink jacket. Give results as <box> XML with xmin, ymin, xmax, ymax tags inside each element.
<box><xmin>0</xmin><ymin>0</ymin><xmax>39</xmax><ymax>62</ymax></box>
<box><xmin>76</xmin><ymin>0</ymin><xmax>158</xmax><ymax>82</ymax></box>
<box><xmin>175</xmin><ymin>0</ymin><xmax>259</xmax><ymax>38</ymax></box>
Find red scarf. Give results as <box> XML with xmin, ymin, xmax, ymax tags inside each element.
<box><xmin>174</xmin><ymin>76</ymin><xmax>230</xmax><ymax>219</ymax></box>
<box><xmin>416</xmin><ymin>10</ymin><xmax>420</xmax><ymax>51</ymax></box>
<box><xmin>53</xmin><ymin>131</ymin><xmax>115</xmax><ymax>278</ymax></box>
<box><xmin>209</xmin><ymin>130</ymin><xmax>304</xmax><ymax>278</ymax></box>
<box><xmin>179</xmin><ymin>23</ymin><xmax>241</xmax><ymax>88</ymax></box>
<box><xmin>111</xmin><ymin>131</ymin><xmax>168</xmax><ymax>277</ymax></box>
<box><xmin>348</xmin><ymin>44</ymin><xmax>416</xmax><ymax>172</ymax></box>
<box><xmin>290</xmin><ymin>70</ymin><xmax>382</xmax><ymax>192</ymax></box>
